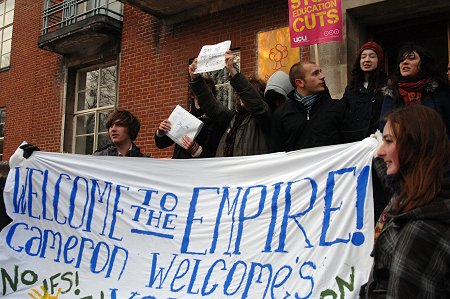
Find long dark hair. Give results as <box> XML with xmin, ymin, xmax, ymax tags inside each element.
<box><xmin>389</xmin><ymin>44</ymin><xmax>446</xmax><ymax>100</ymax></box>
<box><xmin>386</xmin><ymin>105</ymin><xmax>450</xmax><ymax>213</ymax></box>
<box><xmin>350</xmin><ymin>50</ymin><xmax>386</xmax><ymax>93</ymax></box>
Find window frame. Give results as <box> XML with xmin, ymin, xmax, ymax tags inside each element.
<box><xmin>201</xmin><ymin>49</ymin><xmax>241</xmax><ymax>110</ymax></box>
<box><xmin>72</xmin><ymin>61</ymin><xmax>117</xmax><ymax>154</ymax></box>
<box><xmin>0</xmin><ymin>107</ymin><xmax>5</xmax><ymax>161</ymax></box>
<box><xmin>0</xmin><ymin>0</ymin><xmax>14</xmax><ymax>69</ymax></box>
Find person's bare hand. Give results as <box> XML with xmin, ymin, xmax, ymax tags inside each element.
<box><xmin>189</xmin><ymin>59</ymin><xmax>199</xmax><ymax>80</ymax></box>
<box><xmin>225</xmin><ymin>50</ymin><xmax>237</xmax><ymax>77</ymax></box>
<box><xmin>157</xmin><ymin>119</ymin><xmax>171</xmax><ymax>135</ymax></box>
<box><xmin>181</xmin><ymin>135</ymin><xmax>194</xmax><ymax>150</ymax></box>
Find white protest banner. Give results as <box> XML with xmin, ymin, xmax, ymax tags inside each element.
<box><xmin>166</xmin><ymin>105</ymin><xmax>204</xmax><ymax>147</ymax></box>
<box><xmin>1</xmin><ymin>138</ymin><xmax>376</xmax><ymax>298</ymax></box>
<box><xmin>194</xmin><ymin>40</ymin><xmax>231</xmax><ymax>74</ymax></box>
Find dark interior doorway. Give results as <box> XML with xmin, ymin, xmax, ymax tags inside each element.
<box><xmin>370</xmin><ymin>17</ymin><xmax>449</xmax><ymax>79</ymax></box>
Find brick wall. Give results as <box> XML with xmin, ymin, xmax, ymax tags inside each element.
<box><xmin>119</xmin><ymin>0</ymin><xmax>292</xmax><ymax>158</ymax></box>
<box><xmin>1</xmin><ymin>0</ymin><xmax>299</xmax><ymax>160</ymax></box>
<box><xmin>0</xmin><ymin>1</ymin><xmax>63</xmax><ymax>160</ymax></box>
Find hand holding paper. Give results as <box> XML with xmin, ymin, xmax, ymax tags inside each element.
<box><xmin>225</xmin><ymin>50</ymin><xmax>237</xmax><ymax>77</ymax></box>
<box><xmin>194</xmin><ymin>40</ymin><xmax>232</xmax><ymax>74</ymax></box>
<box><xmin>165</xmin><ymin>105</ymin><xmax>204</xmax><ymax>147</ymax></box>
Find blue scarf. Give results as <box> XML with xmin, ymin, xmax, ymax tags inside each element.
<box><xmin>293</xmin><ymin>90</ymin><xmax>318</xmax><ymax>112</ymax></box>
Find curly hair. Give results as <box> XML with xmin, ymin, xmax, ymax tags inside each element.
<box><xmin>106</xmin><ymin>110</ymin><xmax>141</xmax><ymax>141</ymax></box>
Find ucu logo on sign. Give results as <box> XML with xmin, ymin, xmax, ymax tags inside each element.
<box><xmin>323</xmin><ymin>29</ymin><xmax>340</xmax><ymax>36</ymax></box>
<box><xmin>293</xmin><ymin>36</ymin><xmax>308</xmax><ymax>43</ymax></box>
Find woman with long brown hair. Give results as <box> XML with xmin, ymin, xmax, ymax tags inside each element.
<box><xmin>342</xmin><ymin>41</ymin><xmax>387</xmax><ymax>142</ymax></box>
<box><xmin>361</xmin><ymin>105</ymin><xmax>450</xmax><ymax>298</ymax></box>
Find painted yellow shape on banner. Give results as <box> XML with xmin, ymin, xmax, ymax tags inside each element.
<box><xmin>28</xmin><ymin>286</ymin><xmax>62</xmax><ymax>299</ymax></box>
<box><xmin>257</xmin><ymin>27</ymin><xmax>301</xmax><ymax>81</ymax></box>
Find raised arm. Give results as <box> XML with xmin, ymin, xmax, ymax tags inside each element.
<box><xmin>225</xmin><ymin>51</ymin><xmax>272</xmax><ymax>131</ymax></box>
<box><xmin>189</xmin><ymin>59</ymin><xmax>234</xmax><ymax>130</ymax></box>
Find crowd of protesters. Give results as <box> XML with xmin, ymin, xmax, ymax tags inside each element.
<box><xmin>1</xmin><ymin>41</ymin><xmax>450</xmax><ymax>298</ymax></box>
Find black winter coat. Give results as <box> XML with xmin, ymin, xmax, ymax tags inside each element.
<box><xmin>93</xmin><ymin>142</ymin><xmax>148</xmax><ymax>157</ymax></box>
<box><xmin>341</xmin><ymin>78</ymin><xmax>386</xmax><ymax>143</ymax></box>
<box><xmin>270</xmin><ymin>91</ymin><xmax>345</xmax><ymax>152</ymax></box>
<box><xmin>380</xmin><ymin>83</ymin><xmax>450</xmax><ymax>139</ymax></box>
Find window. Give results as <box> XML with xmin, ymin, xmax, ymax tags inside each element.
<box><xmin>0</xmin><ymin>0</ymin><xmax>14</xmax><ymax>69</ymax></box>
<box><xmin>75</xmin><ymin>0</ymin><xmax>123</xmax><ymax>22</ymax></box>
<box><xmin>73</xmin><ymin>62</ymin><xmax>117</xmax><ymax>154</ymax></box>
<box><xmin>0</xmin><ymin>108</ymin><xmax>5</xmax><ymax>160</ymax></box>
<box><xmin>204</xmin><ymin>50</ymin><xmax>241</xmax><ymax>110</ymax></box>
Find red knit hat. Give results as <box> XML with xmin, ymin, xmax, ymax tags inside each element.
<box><xmin>358</xmin><ymin>41</ymin><xmax>384</xmax><ymax>71</ymax></box>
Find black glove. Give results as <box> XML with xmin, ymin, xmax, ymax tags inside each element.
<box><xmin>20</xmin><ymin>144</ymin><xmax>40</xmax><ymax>159</ymax></box>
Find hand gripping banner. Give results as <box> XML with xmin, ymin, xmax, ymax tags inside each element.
<box><xmin>1</xmin><ymin>138</ymin><xmax>377</xmax><ymax>298</ymax></box>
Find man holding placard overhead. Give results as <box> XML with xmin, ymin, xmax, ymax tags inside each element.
<box><xmin>189</xmin><ymin>46</ymin><xmax>271</xmax><ymax>157</ymax></box>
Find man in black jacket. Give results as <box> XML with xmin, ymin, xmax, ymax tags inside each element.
<box><xmin>270</xmin><ymin>61</ymin><xmax>345</xmax><ymax>152</ymax></box>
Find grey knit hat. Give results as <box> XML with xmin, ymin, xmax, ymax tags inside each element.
<box><xmin>264</xmin><ymin>70</ymin><xmax>294</xmax><ymax>99</ymax></box>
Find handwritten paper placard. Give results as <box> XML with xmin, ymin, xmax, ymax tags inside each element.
<box><xmin>166</xmin><ymin>105</ymin><xmax>204</xmax><ymax>147</ymax></box>
<box><xmin>194</xmin><ymin>40</ymin><xmax>232</xmax><ymax>74</ymax></box>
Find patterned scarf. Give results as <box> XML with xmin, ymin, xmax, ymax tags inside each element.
<box><xmin>397</xmin><ymin>77</ymin><xmax>432</xmax><ymax>105</ymax></box>
<box><xmin>374</xmin><ymin>174</ymin><xmax>401</xmax><ymax>241</ymax></box>
<box><xmin>293</xmin><ymin>90</ymin><xmax>319</xmax><ymax>112</ymax></box>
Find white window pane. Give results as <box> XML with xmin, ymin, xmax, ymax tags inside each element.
<box><xmin>77</xmin><ymin>71</ymin><xmax>87</xmax><ymax>90</ymax></box>
<box><xmin>74</xmin><ymin>63</ymin><xmax>117</xmax><ymax>154</ymax></box>
<box><xmin>3</xmin><ymin>25</ymin><xmax>12</xmax><ymax>40</ymax></box>
<box><xmin>99</xmin><ymin>66</ymin><xmax>116</xmax><ymax>107</ymax></box>
<box><xmin>108</xmin><ymin>1</ymin><xmax>123</xmax><ymax>15</ymax></box>
<box><xmin>77</xmin><ymin>90</ymin><xmax>96</xmax><ymax>111</ymax></box>
<box><xmin>5</xmin><ymin>0</ymin><xmax>14</xmax><ymax>12</ymax></box>
<box><xmin>0</xmin><ymin>109</ymin><xmax>5</xmax><ymax>123</ymax></box>
<box><xmin>97</xmin><ymin>133</ymin><xmax>109</xmax><ymax>150</ymax></box>
<box><xmin>77</xmin><ymin>69</ymin><xmax>99</xmax><ymax>111</ymax></box>
<box><xmin>75</xmin><ymin>135</ymin><xmax>94</xmax><ymax>154</ymax></box>
<box><xmin>76</xmin><ymin>113</ymin><xmax>96</xmax><ymax>135</ymax></box>
<box><xmin>87</xmin><ymin>0</ymin><xmax>96</xmax><ymax>10</ymax></box>
<box><xmin>100</xmin><ymin>65</ymin><xmax>116</xmax><ymax>86</ymax></box>
<box><xmin>1</xmin><ymin>53</ymin><xmax>10</xmax><ymax>68</ymax></box>
<box><xmin>0</xmin><ymin>139</ymin><xmax>3</xmax><ymax>161</ymax></box>
<box><xmin>4</xmin><ymin>10</ymin><xmax>13</xmax><ymax>26</ymax></box>
<box><xmin>99</xmin><ymin>87</ymin><xmax>115</xmax><ymax>107</ymax></box>
<box><xmin>98</xmin><ymin>110</ymin><xmax>112</xmax><ymax>132</ymax></box>
<box><xmin>0</xmin><ymin>5</ymin><xmax>4</xmax><ymax>16</ymax></box>
<box><xmin>86</xmin><ymin>69</ymin><xmax>99</xmax><ymax>90</ymax></box>
<box><xmin>2</xmin><ymin>39</ymin><xmax>10</xmax><ymax>53</ymax></box>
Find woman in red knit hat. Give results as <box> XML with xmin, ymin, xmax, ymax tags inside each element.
<box><xmin>341</xmin><ymin>41</ymin><xmax>387</xmax><ymax>143</ymax></box>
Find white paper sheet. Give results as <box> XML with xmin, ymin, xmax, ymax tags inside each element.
<box><xmin>165</xmin><ymin>105</ymin><xmax>204</xmax><ymax>147</ymax></box>
<box><xmin>194</xmin><ymin>40</ymin><xmax>232</xmax><ymax>74</ymax></box>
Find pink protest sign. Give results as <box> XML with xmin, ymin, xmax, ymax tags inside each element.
<box><xmin>289</xmin><ymin>0</ymin><xmax>343</xmax><ymax>47</ymax></box>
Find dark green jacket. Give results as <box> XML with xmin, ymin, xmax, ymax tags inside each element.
<box><xmin>190</xmin><ymin>73</ymin><xmax>271</xmax><ymax>157</ymax></box>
